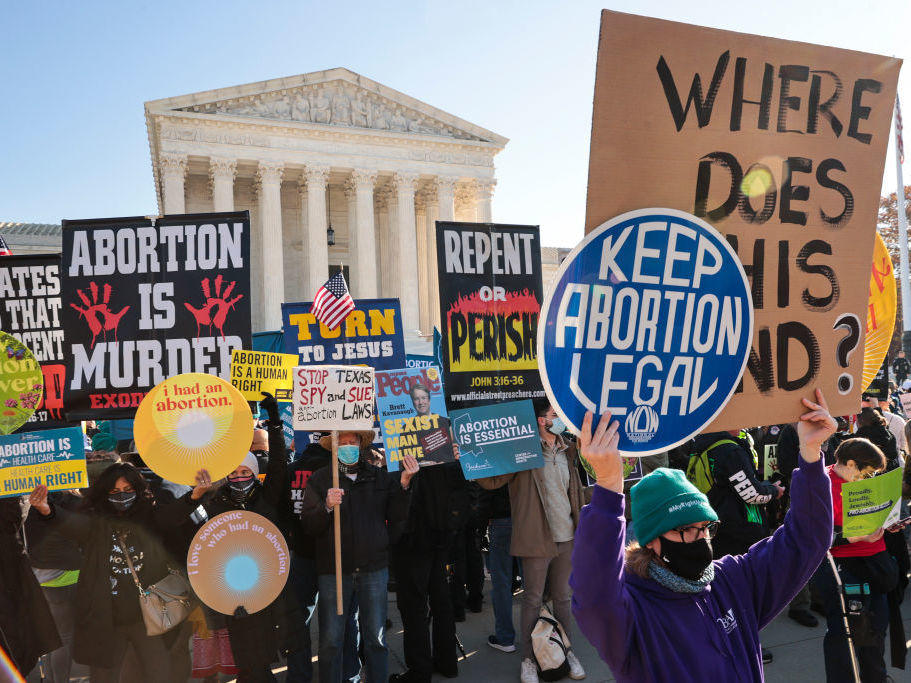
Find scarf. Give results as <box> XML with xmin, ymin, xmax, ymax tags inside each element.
<box><xmin>648</xmin><ymin>560</ymin><xmax>715</xmax><ymax>594</ymax></box>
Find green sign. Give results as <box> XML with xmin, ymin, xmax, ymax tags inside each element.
<box><xmin>842</xmin><ymin>467</ymin><xmax>903</xmax><ymax>537</ymax></box>
<box><xmin>0</xmin><ymin>332</ymin><xmax>44</xmax><ymax>435</ymax></box>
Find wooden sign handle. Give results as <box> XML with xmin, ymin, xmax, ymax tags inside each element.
<box><xmin>331</xmin><ymin>430</ymin><xmax>343</xmax><ymax>615</ymax></box>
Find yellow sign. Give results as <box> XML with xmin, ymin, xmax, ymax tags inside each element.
<box><xmin>187</xmin><ymin>510</ymin><xmax>290</xmax><ymax>615</ymax></box>
<box><xmin>0</xmin><ymin>332</ymin><xmax>44</xmax><ymax>435</ymax></box>
<box><xmin>230</xmin><ymin>350</ymin><xmax>298</xmax><ymax>401</ymax></box>
<box><xmin>134</xmin><ymin>373</ymin><xmax>253</xmax><ymax>485</ymax></box>
<box><xmin>862</xmin><ymin>233</ymin><xmax>897</xmax><ymax>391</ymax></box>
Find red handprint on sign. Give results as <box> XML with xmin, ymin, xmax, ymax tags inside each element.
<box><xmin>184</xmin><ymin>274</ymin><xmax>244</xmax><ymax>339</ymax></box>
<box><xmin>70</xmin><ymin>282</ymin><xmax>131</xmax><ymax>348</ymax></box>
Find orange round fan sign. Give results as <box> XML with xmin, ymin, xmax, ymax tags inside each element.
<box><xmin>862</xmin><ymin>233</ymin><xmax>897</xmax><ymax>391</ymax></box>
<box><xmin>187</xmin><ymin>511</ymin><xmax>290</xmax><ymax>615</ymax></box>
<box><xmin>133</xmin><ymin>373</ymin><xmax>253</xmax><ymax>485</ymax></box>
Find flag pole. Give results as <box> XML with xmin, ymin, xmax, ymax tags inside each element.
<box><xmin>896</xmin><ymin>96</ymin><xmax>911</xmax><ymax>359</ymax></box>
<box><xmin>331</xmin><ymin>429</ymin><xmax>343</xmax><ymax>615</ymax></box>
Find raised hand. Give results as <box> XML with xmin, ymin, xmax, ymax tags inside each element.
<box><xmin>579</xmin><ymin>411</ymin><xmax>622</xmax><ymax>493</ymax></box>
<box><xmin>400</xmin><ymin>454</ymin><xmax>420</xmax><ymax>489</ymax></box>
<box><xmin>260</xmin><ymin>391</ymin><xmax>280</xmax><ymax>425</ymax></box>
<box><xmin>29</xmin><ymin>485</ymin><xmax>51</xmax><ymax>516</ymax></box>
<box><xmin>797</xmin><ymin>388</ymin><xmax>837</xmax><ymax>461</ymax></box>
<box><xmin>191</xmin><ymin>469</ymin><xmax>214</xmax><ymax>500</ymax></box>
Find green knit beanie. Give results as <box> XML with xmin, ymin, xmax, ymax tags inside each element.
<box><xmin>630</xmin><ymin>468</ymin><xmax>718</xmax><ymax>546</ymax></box>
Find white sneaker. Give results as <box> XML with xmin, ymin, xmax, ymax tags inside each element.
<box><xmin>520</xmin><ymin>657</ymin><xmax>539</xmax><ymax>683</ymax></box>
<box><xmin>567</xmin><ymin>650</ymin><xmax>586</xmax><ymax>680</ymax></box>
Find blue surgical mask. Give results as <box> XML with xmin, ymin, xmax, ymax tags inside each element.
<box><xmin>338</xmin><ymin>445</ymin><xmax>360</xmax><ymax>465</ymax></box>
<box><xmin>548</xmin><ymin>418</ymin><xmax>566</xmax><ymax>436</ymax></box>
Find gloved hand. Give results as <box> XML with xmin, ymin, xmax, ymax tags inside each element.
<box><xmin>260</xmin><ymin>391</ymin><xmax>280</xmax><ymax>427</ymax></box>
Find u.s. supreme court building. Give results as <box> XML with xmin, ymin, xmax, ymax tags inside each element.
<box><xmin>3</xmin><ymin>68</ymin><xmax>570</xmax><ymax>343</ymax></box>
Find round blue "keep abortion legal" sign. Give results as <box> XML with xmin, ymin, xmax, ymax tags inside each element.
<box><xmin>538</xmin><ymin>208</ymin><xmax>753</xmax><ymax>456</ymax></box>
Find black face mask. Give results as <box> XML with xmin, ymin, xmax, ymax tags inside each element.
<box><xmin>108</xmin><ymin>491</ymin><xmax>137</xmax><ymax>513</ymax></box>
<box><xmin>658</xmin><ymin>536</ymin><xmax>714</xmax><ymax>581</ymax></box>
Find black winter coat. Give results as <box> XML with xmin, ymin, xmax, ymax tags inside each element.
<box><xmin>0</xmin><ymin>498</ymin><xmax>60</xmax><ymax>675</ymax></box>
<box><xmin>300</xmin><ymin>458</ymin><xmax>410</xmax><ymax>575</ymax></box>
<box><xmin>33</xmin><ymin>494</ymin><xmax>197</xmax><ymax>668</ymax></box>
<box><xmin>287</xmin><ymin>441</ymin><xmax>331</xmax><ymax>557</ymax></box>
<box><xmin>694</xmin><ymin>432</ymin><xmax>779</xmax><ymax>556</ymax></box>
<box><xmin>198</xmin><ymin>421</ymin><xmax>299</xmax><ymax>670</ymax></box>
<box><xmin>856</xmin><ymin>423</ymin><xmax>901</xmax><ymax>470</ymax></box>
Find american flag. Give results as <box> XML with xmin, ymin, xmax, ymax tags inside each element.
<box><xmin>0</xmin><ymin>234</ymin><xmax>10</xmax><ymax>257</ymax></box>
<box><xmin>311</xmin><ymin>272</ymin><xmax>355</xmax><ymax>330</ymax></box>
<box><xmin>897</xmin><ymin>95</ymin><xmax>905</xmax><ymax>165</ymax></box>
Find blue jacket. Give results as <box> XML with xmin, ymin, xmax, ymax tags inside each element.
<box><xmin>570</xmin><ymin>457</ymin><xmax>832</xmax><ymax>682</ymax></box>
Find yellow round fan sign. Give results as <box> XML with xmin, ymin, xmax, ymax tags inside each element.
<box><xmin>134</xmin><ymin>373</ymin><xmax>253</xmax><ymax>485</ymax></box>
<box><xmin>187</xmin><ymin>510</ymin><xmax>290</xmax><ymax>615</ymax></box>
<box><xmin>862</xmin><ymin>232</ymin><xmax>897</xmax><ymax>391</ymax></box>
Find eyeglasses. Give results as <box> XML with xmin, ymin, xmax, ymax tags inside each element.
<box><xmin>670</xmin><ymin>521</ymin><xmax>721</xmax><ymax>543</ymax></box>
<box><xmin>860</xmin><ymin>469</ymin><xmax>880</xmax><ymax>479</ymax></box>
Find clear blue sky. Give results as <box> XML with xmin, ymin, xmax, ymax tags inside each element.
<box><xmin>2</xmin><ymin>0</ymin><xmax>909</xmax><ymax>247</ymax></box>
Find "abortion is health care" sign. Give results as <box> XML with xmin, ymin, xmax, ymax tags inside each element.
<box><xmin>539</xmin><ymin>208</ymin><xmax>753</xmax><ymax>455</ymax></box>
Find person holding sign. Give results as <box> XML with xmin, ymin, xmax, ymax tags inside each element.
<box><xmin>571</xmin><ymin>389</ymin><xmax>836</xmax><ymax>682</ymax></box>
<box><xmin>192</xmin><ymin>391</ymin><xmax>299</xmax><ymax>683</ymax></box>
<box><xmin>299</xmin><ymin>430</ymin><xmax>418</xmax><ymax>683</ymax></box>
<box><xmin>27</xmin><ymin>462</ymin><xmax>212</xmax><ymax>683</ymax></box>
<box><xmin>811</xmin><ymin>438</ymin><xmax>900</xmax><ymax>682</ymax></box>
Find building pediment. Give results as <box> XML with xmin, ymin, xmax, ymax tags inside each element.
<box><xmin>145</xmin><ymin>68</ymin><xmax>507</xmax><ymax>147</ymax></box>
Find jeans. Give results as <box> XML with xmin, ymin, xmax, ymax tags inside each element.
<box><xmin>88</xmin><ymin>619</ymin><xmax>172</xmax><ymax>683</ymax></box>
<box><xmin>812</xmin><ymin>559</ymin><xmax>889</xmax><ymax>682</ymax></box>
<box><xmin>37</xmin><ymin>585</ymin><xmax>76</xmax><ymax>683</ymax></box>
<box><xmin>391</xmin><ymin>543</ymin><xmax>457</xmax><ymax>681</ymax></box>
<box><xmin>485</xmin><ymin>518</ymin><xmax>516</xmax><ymax>646</ymax></box>
<box><xmin>317</xmin><ymin>569</ymin><xmax>388</xmax><ymax>683</ymax></box>
<box><xmin>287</xmin><ymin>553</ymin><xmax>319</xmax><ymax>683</ymax></box>
<box><xmin>520</xmin><ymin>541</ymin><xmax>574</xmax><ymax>660</ymax></box>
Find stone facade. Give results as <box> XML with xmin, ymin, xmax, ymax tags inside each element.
<box><xmin>145</xmin><ymin>68</ymin><xmax>508</xmax><ymax>336</ymax></box>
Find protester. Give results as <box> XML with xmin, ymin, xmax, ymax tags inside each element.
<box><xmin>811</xmin><ymin>437</ymin><xmax>898</xmax><ymax>682</ymax></box>
<box><xmin>1</xmin><ymin>497</ymin><xmax>61</xmax><ymax>678</ymax></box>
<box><xmin>479</xmin><ymin>485</ymin><xmax>517</xmax><ymax>653</ymax></box>
<box><xmin>856</xmin><ymin>407</ymin><xmax>900</xmax><ymax>470</ymax></box>
<box><xmin>571</xmin><ymin>389</ymin><xmax>837</xmax><ymax>681</ymax></box>
<box><xmin>24</xmin><ymin>490</ymin><xmax>84</xmax><ymax>683</ymax></box>
<box><xmin>300</xmin><ymin>430</ymin><xmax>417</xmax><ymax>683</ymax></box>
<box><xmin>390</xmin><ymin>459</ymin><xmax>469</xmax><ymax>683</ymax></box>
<box><xmin>478</xmin><ymin>399</ymin><xmax>586</xmax><ymax>683</ymax></box>
<box><xmin>27</xmin><ymin>462</ymin><xmax>211</xmax><ymax>683</ymax></box>
<box><xmin>195</xmin><ymin>391</ymin><xmax>298</xmax><ymax>682</ymax></box>
<box><xmin>879</xmin><ymin>401</ymin><xmax>907</xmax><ymax>459</ymax></box>
<box><xmin>450</xmin><ymin>480</ymin><xmax>485</xmax><ymax>620</ymax></box>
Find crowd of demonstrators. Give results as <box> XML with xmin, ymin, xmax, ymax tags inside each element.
<box><xmin>479</xmin><ymin>399</ymin><xmax>587</xmax><ymax>683</ymax></box>
<box><xmin>14</xmin><ymin>378</ymin><xmax>911</xmax><ymax>683</ymax></box>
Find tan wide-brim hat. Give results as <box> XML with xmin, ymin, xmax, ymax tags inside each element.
<box><xmin>318</xmin><ymin>430</ymin><xmax>376</xmax><ymax>451</ymax></box>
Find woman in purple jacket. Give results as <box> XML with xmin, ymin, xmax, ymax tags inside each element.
<box><xmin>571</xmin><ymin>389</ymin><xmax>836</xmax><ymax>682</ymax></box>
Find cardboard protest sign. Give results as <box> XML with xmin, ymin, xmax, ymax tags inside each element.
<box><xmin>292</xmin><ymin>365</ymin><xmax>375</xmax><ymax>432</ymax></box>
<box><xmin>133</xmin><ymin>373</ymin><xmax>253</xmax><ymax>485</ymax></box>
<box><xmin>282</xmin><ymin>298</ymin><xmax>405</xmax><ymax>368</ymax></box>
<box><xmin>436</xmin><ymin>223</ymin><xmax>546</xmax><ymax>411</ymax></box>
<box><xmin>406</xmin><ymin>354</ymin><xmax>436</xmax><ymax>369</ymax></box>
<box><xmin>539</xmin><ymin>209</ymin><xmax>753</xmax><ymax>455</ymax></box>
<box><xmin>580</xmin><ymin>456</ymin><xmax>643</xmax><ymax>485</ymax></box>
<box><xmin>586</xmin><ymin>11</ymin><xmax>901</xmax><ymax>428</ymax></box>
<box><xmin>762</xmin><ymin>444</ymin><xmax>779</xmax><ymax>480</ymax></box>
<box><xmin>451</xmin><ymin>400</ymin><xmax>544</xmax><ymax>480</ymax></box>
<box><xmin>841</xmin><ymin>466</ymin><xmax>902</xmax><ymax>537</ymax></box>
<box><xmin>0</xmin><ymin>332</ymin><xmax>44</xmax><ymax>435</ymax></box>
<box><xmin>0</xmin><ymin>427</ymin><xmax>86</xmax><ymax>497</ymax></box>
<box><xmin>61</xmin><ymin>212</ymin><xmax>252</xmax><ymax>420</ymax></box>
<box><xmin>0</xmin><ymin>254</ymin><xmax>75</xmax><ymax>431</ymax></box>
<box><xmin>900</xmin><ymin>392</ymin><xmax>911</xmax><ymax>415</ymax></box>
<box><xmin>862</xmin><ymin>233</ymin><xmax>896</xmax><ymax>391</ymax></box>
<box><xmin>375</xmin><ymin>366</ymin><xmax>454</xmax><ymax>471</ymax></box>
<box><xmin>230</xmin><ymin>350</ymin><xmax>298</xmax><ymax>402</ymax></box>
<box><xmin>187</xmin><ymin>510</ymin><xmax>289</xmax><ymax>615</ymax></box>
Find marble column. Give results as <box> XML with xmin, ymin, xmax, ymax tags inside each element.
<box><xmin>414</xmin><ymin>190</ymin><xmax>429</xmax><ymax>332</ymax></box>
<box><xmin>375</xmin><ymin>187</ymin><xmax>393</xmax><ymax>296</ymax></box>
<box><xmin>303</xmin><ymin>165</ymin><xmax>331</xmax><ymax>297</ymax></box>
<box><xmin>160</xmin><ymin>152</ymin><xmax>188</xmax><ymax>215</ymax></box>
<box><xmin>456</xmin><ymin>182</ymin><xmax>478</xmax><ymax>222</ymax></box>
<box><xmin>256</xmin><ymin>161</ymin><xmax>285</xmax><ymax>330</ymax></box>
<box><xmin>423</xmin><ymin>193</ymin><xmax>441</xmax><ymax>331</ymax></box>
<box><xmin>476</xmin><ymin>179</ymin><xmax>495</xmax><ymax>223</ymax></box>
<box><xmin>392</xmin><ymin>172</ymin><xmax>421</xmax><ymax>334</ymax></box>
<box><xmin>209</xmin><ymin>157</ymin><xmax>237</xmax><ymax>212</ymax></box>
<box><xmin>428</xmin><ymin>176</ymin><xmax>457</xmax><ymax>331</ymax></box>
<box><xmin>349</xmin><ymin>170</ymin><xmax>378</xmax><ymax>298</ymax></box>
